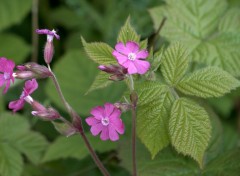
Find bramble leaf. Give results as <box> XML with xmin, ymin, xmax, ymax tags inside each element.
<box><xmin>169</xmin><ymin>98</ymin><xmax>211</xmax><ymax>168</ymax></box>
<box><xmin>176</xmin><ymin>67</ymin><xmax>240</xmax><ymax>98</ymax></box>
<box><xmin>161</xmin><ymin>42</ymin><xmax>189</xmax><ymax>85</ymax></box>
<box><xmin>137</xmin><ymin>82</ymin><xmax>175</xmax><ymax>158</ymax></box>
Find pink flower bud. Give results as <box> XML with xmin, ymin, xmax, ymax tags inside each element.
<box><xmin>14</xmin><ymin>71</ymin><xmax>36</xmax><ymax>79</ymax></box>
<box><xmin>44</xmin><ymin>41</ymin><xmax>54</xmax><ymax>64</ymax></box>
<box><xmin>98</xmin><ymin>64</ymin><xmax>127</xmax><ymax>81</ymax></box>
<box><xmin>32</xmin><ymin>107</ymin><xmax>60</xmax><ymax>121</ymax></box>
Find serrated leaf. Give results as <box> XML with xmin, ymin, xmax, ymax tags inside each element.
<box><xmin>117</xmin><ymin>17</ymin><xmax>140</xmax><ymax>44</ymax></box>
<box><xmin>42</xmin><ymin>134</ymin><xmax>117</xmax><ymax>162</ymax></box>
<box><xmin>81</xmin><ymin>37</ymin><xmax>117</xmax><ymax>65</ymax></box>
<box><xmin>0</xmin><ymin>33</ymin><xmax>31</xmax><ymax>64</ymax></box>
<box><xmin>136</xmin><ymin>82</ymin><xmax>175</xmax><ymax>158</ymax></box>
<box><xmin>0</xmin><ymin>143</ymin><xmax>23</xmax><ymax>176</ymax></box>
<box><xmin>86</xmin><ymin>72</ymin><xmax>113</xmax><ymax>93</ymax></box>
<box><xmin>0</xmin><ymin>0</ymin><xmax>32</xmax><ymax>31</ymax></box>
<box><xmin>161</xmin><ymin>42</ymin><xmax>189</xmax><ymax>85</ymax></box>
<box><xmin>149</xmin><ymin>0</ymin><xmax>240</xmax><ymax>76</ymax></box>
<box><xmin>176</xmin><ymin>67</ymin><xmax>240</xmax><ymax>98</ymax></box>
<box><xmin>46</xmin><ymin>50</ymin><xmax>126</xmax><ymax>115</ymax></box>
<box><xmin>169</xmin><ymin>98</ymin><xmax>211</xmax><ymax>167</ymax></box>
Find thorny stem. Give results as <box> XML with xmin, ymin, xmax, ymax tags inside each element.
<box><xmin>48</xmin><ymin>65</ymin><xmax>110</xmax><ymax>176</ymax></box>
<box><xmin>31</xmin><ymin>0</ymin><xmax>39</xmax><ymax>62</ymax></box>
<box><xmin>129</xmin><ymin>75</ymin><xmax>138</xmax><ymax>176</ymax></box>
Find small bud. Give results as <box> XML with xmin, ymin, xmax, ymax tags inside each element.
<box><xmin>98</xmin><ymin>64</ymin><xmax>127</xmax><ymax>81</ymax></box>
<box><xmin>14</xmin><ymin>71</ymin><xmax>36</xmax><ymax>79</ymax></box>
<box><xmin>44</xmin><ymin>41</ymin><xmax>54</xmax><ymax>64</ymax></box>
<box><xmin>32</xmin><ymin>108</ymin><xmax>60</xmax><ymax>121</ymax></box>
<box><xmin>114</xmin><ymin>102</ymin><xmax>132</xmax><ymax>112</ymax></box>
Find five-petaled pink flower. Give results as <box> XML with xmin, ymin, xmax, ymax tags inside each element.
<box><xmin>86</xmin><ymin>103</ymin><xmax>125</xmax><ymax>141</ymax></box>
<box><xmin>9</xmin><ymin>79</ymin><xmax>38</xmax><ymax>112</ymax></box>
<box><xmin>112</xmin><ymin>41</ymin><xmax>150</xmax><ymax>74</ymax></box>
<box><xmin>0</xmin><ymin>57</ymin><xmax>15</xmax><ymax>94</ymax></box>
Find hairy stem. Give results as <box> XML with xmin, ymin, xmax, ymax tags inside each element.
<box><xmin>31</xmin><ymin>0</ymin><xmax>39</xmax><ymax>62</ymax></box>
<box><xmin>48</xmin><ymin>65</ymin><xmax>110</xmax><ymax>176</ymax></box>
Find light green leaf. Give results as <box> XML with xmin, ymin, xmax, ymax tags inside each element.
<box><xmin>81</xmin><ymin>37</ymin><xmax>117</xmax><ymax>65</ymax></box>
<box><xmin>0</xmin><ymin>33</ymin><xmax>30</xmax><ymax>64</ymax></box>
<box><xmin>176</xmin><ymin>67</ymin><xmax>240</xmax><ymax>98</ymax></box>
<box><xmin>161</xmin><ymin>42</ymin><xmax>189</xmax><ymax>85</ymax></box>
<box><xmin>149</xmin><ymin>0</ymin><xmax>240</xmax><ymax>76</ymax></box>
<box><xmin>0</xmin><ymin>0</ymin><xmax>32</xmax><ymax>31</ymax></box>
<box><xmin>117</xmin><ymin>17</ymin><xmax>140</xmax><ymax>44</ymax></box>
<box><xmin>0</xmin><ymin>144</ymin><xmax>23</xmax><ymax>176</ymax></box>
<box><xmin>169</xmin><ymin>98</ymin><xmax>211</xmax><ymax>167</ymax></box>
<box><xmin>86</xmin><ymin>72</ymin><xmax>113</xmax><ymax>94</ymax></box>
<box><xmin>137</xmin><ymin>82</ymin><xmax>175</xmax><ymax>158</ymax></box>
<box><xmin>42</xmin><ymin>134</ymin><xmax>117</xmax><ymax>162</ymax></box>
<box><xmin>46</xmin><ymin>50</ymin><xmax>126</xmax><ymax>115</ymax></box>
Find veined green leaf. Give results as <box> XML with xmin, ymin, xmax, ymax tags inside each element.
<box><xmin>137</xmin><ymin>82</ymin><xmax>175</xmax><ymax>158</ymax></box>
<box><xmin>117</xmin><ymin>17</ymin><xmax>140</xmax><ymax>44</ymax></box>
<box><xmin>169</xmin><ymin>98</ymin><xmax>211</xmax><ymax>168</ymax></box>
<box><xmin>81</xmin><ymin>37</ymin><xmax>117</xmax><ymax>65</ymax></box>
<box><xmin>176</xmin><ymin>67</ymin><xmax>240</xmax><ymax>98</ymax></box>
<box><xmin>161</xmin><ymin>42</ymin><xmax>189</xmax><ymax>85</ymax></box>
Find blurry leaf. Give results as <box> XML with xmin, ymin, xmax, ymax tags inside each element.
<box><xmin>149</xmin><ymin>0</ymin><xmax>240</xmax><ymax>76</ymax></box>
<box><xmin>0</xmin><ymin>0</ymin><xmax>32</xmax><ymax>31</ymax></box>
<box><xmin>203</xmin><ymin>149</ymin><xmax>240</xmax><ymax>176</ymax></box>
<box><xmin>0</xmin><ymin>143</ymin><xmax>23</xmax><ymax>176</ymax></box>
<box><xmin>169</xmin><ymin>98</ymin><xmax>211</xmax><ymax>168</ymax></box>
<box><xmin>117</xmin><ymin>17</ymin><xmax>140</xmax><ymax>44</ymax></box>
<box><xmin>46</xmin><ymin>49</ymin><xmax>126</xmax><ymax>115</ymax></box>
<box><xmin>118</xmin><ymin>139</ymin><xmax>200</xmax><ymax>175</ymax></box>
<box><xmin>0</xmin><ymin>33</ymin><xmax>30</xmax><ymax>64</ymax></box>
<box><xmin>42</xmin><ymin>134</ymin><xmax>117</xmax><ymax>162</ymax></box>
<box><xmin>161</xmin><ymin>42</ymin><xmax>189</xmax><ymax>86</ymax></box>
<box><xmin>176</xmin><ymin>67</ymin><xmax>240</xmax><ymax>98</ymax></box>
<box><xmin>222</xmin><ymin>123</ymin><xmax>239</xmax><ymax>151</ymax></box>
<box><xmin>136</xmin><ymin>82</ymin><xmax>174</xmax><ymax>158</ymax></box>
<box><xmin>86</xmin><ymin>72</ymin><xmax>113</xmax><ymax>94</ymax></box>
<box><xmin>82</xmin><ymin>37</ymin><xmax>117</xmax><ymax>64</ymax></box>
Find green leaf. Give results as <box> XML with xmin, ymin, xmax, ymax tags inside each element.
<box><xmin>0</xmin><ymin>144</ymin><xmax>23</xmax><ymax>176</ymax></box>
<box><xmin>0</xmin><ymin>33</ymin><xmax>30</xmax><ymax>64</ymax></box>
<box><xmin>136</xmin><ymin>82</ymin><xmax>175</xmax><ymax>158</ymax></box>
<box><xmin>86</xmin><ymin>72</ymin><xmax>113</xmax><ymax>94</ymax></box>
<box><xmin>176</xmin><ymin>67</ymin><xmax>240</xmax><ymax>98</ymax></box>
<box><xmin>0</xmin><ymin>0</ymin><xmax>32</xmax><ymax>31</ymax></box>
<box><xmin>81</xmin><ymin>37</ymin><xmax>117</xmax><ymax>65</ymax></box>
<box><xmin>169</xmin><ymin>98</ymin><xmax>211</xmax><ymax>167</ymax></box>
<box><xmin>117</xmin><ymin>17</ymin><xmax>140</xmax><ymax>44</ymax></box>
<box><xmin>149</xmin><ymin>0</ymin><xmax>240</xmax><ymax>76</ymax></box>
<box><xmin>161</xmin><ymin>42</ymin><xmax>189</xmax><ymax>85</ymax></box>
<box><xmin>46</xmin><ymin>50</ymin><xmax>126</xmax><ymax>115</ymax></box>
<box><xmin>42</xmin><ymin>134</ymin><xmax>117</xmax><ymax>162</ymax></box>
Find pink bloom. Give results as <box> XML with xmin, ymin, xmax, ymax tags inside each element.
<box><xmin>0</xmin><ymin>57</ymin><xmax>15</xmax><ymax>94</ymax></box>
<box><xmin>36</xmin><ymin>29</ymin><xmax>60</xmax><ymax>41</ymax></box>
<box><xmin>9</xmin><ymin>79</ymin><xmax>38</xmax><ymax>112</ymax></box>
<box><xmin>86</xmin><ymin>103</ymin><xmax>125</xmax><ymax>141</ymax></box>
<box><xmin>112</xmin><ymin>41</ymin><xmax>150</xmax><ymax>74</ymax></box>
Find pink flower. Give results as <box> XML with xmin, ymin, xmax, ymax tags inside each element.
<box><xmin>9</xmin><ymin>79</ymin><xmax>38</xmax><ymax>112</ymax></box>
<box><xmin>112</xmin><ymin>41</ymin><xmax>150</xmax><ymax>74</ymax></box>
<box><xmin>0</xmin><ymin>57</ymin><xmax>15</xmax><ymax>94</ymax></box>
<box><xmin>86</xmin><ymin>103</ymin><xmax>125</xmax><ymax>141</ymax></box>
<box><xmin>36</xmin><ymin>29</ymin><xmax>60</xmax><ymax>42</ymax></box>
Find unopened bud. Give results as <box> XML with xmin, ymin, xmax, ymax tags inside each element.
<box><xmin>109</xmin><ymin>74</ymin><xmax>126</xmax><ymax>81</ymax></box>
<box><xmin>32</xmin><ymin>107</ymin><xmax>60</xmax><ymax>121</ymax></box>
<box><xmin>14</xmin><ymin>71</ymin><xmax>36</xmax><ymax>79</ymax></box>
<box><xmin>114</xmin><ymin>102</ymin><xmax>131</xmax><ymax>112</ymax></box>
<box><xmin>98</xmin><ymin>64</ymin><xmax>127</xmax><ymax>81</ymax></box>
<box><xmin>44</xmin><ymin>41</ymin><xmax>54</xmax><ymax>64</ymax></box>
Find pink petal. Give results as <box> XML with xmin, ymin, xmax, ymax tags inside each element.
<box><xmin>90</xmin><ymin>123</ymin><xmax>104</xmax><ymax>136</ymax></box>
<box><xmin>100</xmin><ymin>127</ymin><xmax>109</xmax><ymax>140</ymax></box>
<box><xmin>112</xmin><ymin>51</ymin><xmax>128</xmax><ymax>65</ymax></box>
<box><xmin>125</xmin><ymin>62</ymin><xmax>138</xmax><ymax>74</ymax></box>
<box><xmin>0</xmin><ymin>74</ymin><xmax>5</xmax><ymax>87</ymax></box>
<box><xmin>104</xmin><ymin>103</ymin><xmax>115</xmax><ymax>116</ymax></box>
<box><xmin>109</xmin><ymin>109</ymin><xmax>124</xmax><ymax>134</ymax></box>
<box><xmin>134</xmin><ymin>60</ymin><xmax>150</xmax><ymax>74</ymax></box>
<box><xmin>3</xmin><ymin>80</ymin><xmax>10</xmax><ymax>94</ymax></box>
<box><xmin>126</xmin><ymin>41</ymin><xmax>139</xmax><ymax>53</ymax></box>
<box><xmin>115</xmin><ymin>42</ymin><xmax>130</xmax><ymax>55</ymax></box>
<box><xmin>90</xmin><ymin>106</ymin><xmax>104</xmax><ymax>120</ymax></box>
<box><xmin>85</xmin><ymin>117</ymin><xmax>100</xmax><ymax>126</ymax></box>
<box><xmin>24</xmin><ymin>79</ymin><xmax>38</xmax><ymax>95</ymax></box>
<box><xmin>8</xmin><ymin>99</ymin><xmax>25</xmax><ymax>112</ymax></box>
<box><xmin>136</xmin><ymin>50</ymin><xmax>149</xmax><ymax>59</ymax></box>
<box><xmin>109</xmin><ymin>125</ymin><xmax>119</xmax><ymax>141</ymax></box>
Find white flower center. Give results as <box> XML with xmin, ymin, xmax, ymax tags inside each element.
<box><xmin>128</xmin><ymin>53</ymin><xmax>136</xmax><ymax>61</ymax></box>
<box><xmin>3</xmin><ymin>72</ymin><xmax>10</xmax><ymax>80</ymax></box>
<box><xmin>101</xmin><ymin>117</ymin><xmax>109</xmax><ymax>126</ymax></box>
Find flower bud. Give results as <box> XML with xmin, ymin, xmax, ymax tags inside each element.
<box><xmin>114</xmin><ymin>102</ymin><xmax>131</xmax><ymax>112</ymax></box>
<box><xmin>14</xmin><ymin>71</ymin><xmax>36</xmax><ymax>79</ymax></box>
<box><xmin>98</xmin><ymin>64</ymin><xmax>128</xmax><ymax>81</ymax></box>
<box><xmin>44</xmin><ymin>41</ymin><xmax>54</xmax><ymax>64</ymax></box>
